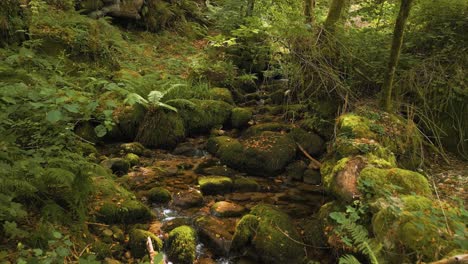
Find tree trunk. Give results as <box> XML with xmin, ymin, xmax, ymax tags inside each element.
<box><xmin>324</xmin><ymin>0</ymin><xmax>346</xmax><ymax>32</ymax></box>
<box><xmin>246</xmin><ymin>0</ymin><xmax>254</xmax><ymax>17</ymax></box>
<box><xmin>381</xmin><ymin>0</ymin><xmax>414</xmax><ymax>112</ymax></box>
<box><xmin>304</xmin><ymin>0</ymin><xmax>315</xmax><ymax>24</ymax></box>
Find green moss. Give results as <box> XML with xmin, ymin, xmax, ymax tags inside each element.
<box><xmin>242</xmin><ymin>131</ymin><xmax>297</xmax><ymax>176</ymax></box>
<box><xmin>198</xmin><ymin>176</ymin><xmax>233</xmax><ymax>195</ymax></box>
<box><xmin>320</xmin><ymin>157</ymin><xmax>349</xmax><ymax>190</ymax></box>
<box><xmin>120</xmin><ymin>142</ymin><xmax>145</xmax><ymax>155</ymax></box>
<box><xmin>231</xmin><ymin>107</ymin><xmax>253</xmax><ymax>128</ymax></box>
<box><xmin>372</xmin><ymin>195</ymin><xmax>462</xmax><ymax>262</ymax></box>
<box><xmin>135</xmin><ymin>108</ymin><xmax>185</xmax><ymax>149</ymax></box>
<box><xmin>147</xmin><ymin>187</ymin><xmax>172</xmax><ymax>203</ymax></box>
<box><xmin>358</xmin><ymin>167</ymin><xmax>431</xmax><ymax>198</ymax></box>
<box><xmin>114</xmin><ymin>104</ymin><xmax>147</xmax><ymax>141</ymax></box>
<box><xmin>167</xmin><ymin>99</ymin><xmax>232</xmax><ymax>135</ymax></box>
<box><xmin>243</xmin><ymin>122</ymin><xmax>293</xmax><ymax>137</ymax></box>
<box><xmin>100</xmin><ymin>158</ymin><xmax>131</xmax><ymax>176</ymax></box>
<box><xmin>129</xmin><ymin>228</ymin><xmax>163</xmax><ymax>259</ymax></box>
<box><xmin>206</xmin><ymin>136</ymin><xmax>245</xmax><ymax>169</ymax></box>
<box><xmin>338</xmin><ymin>114</ymin><xmax>376</xmax><ymax>139</ymax></box>
<box><xmin>231</xmin><ymin>204</ymin><xmax>305</xmax><ymax>264</ymax></box>
<box><xmin>233</xmin><ymin>177</ymin><xmax>259</xmax><ymax>192</ymax></box>
<box><xmin>166</xmin><ymin>225</ymin><xmax>197</xmax><ymax>264</ymax></box>
<box><xmin>125</xmin><ymin>153</ymin><xmax>140</xmax><ymax>166</ymax></box>
<box><xmin>208</xmin><ymin>87</ymin><xmax>234</xmax><ymax>104</ymax></box>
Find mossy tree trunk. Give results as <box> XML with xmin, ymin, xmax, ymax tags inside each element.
<box><xmin>246</xmin><ymin>0</ymin><xmax>255</xmax><ymax>17</ymax></box>
<box><xmin>381</xmin><ymin>0</ymin><xmax>414</xmax><ymax>112</ymax></box>
<box><xmin>304</xmin><ymin>0</ymin><xmax>316</xmax><ymax>24</ymax></box>
<box><xmin>324</xmin><ymin>0</ymin><xmax>346</xmax><ymax>33</ymax></box>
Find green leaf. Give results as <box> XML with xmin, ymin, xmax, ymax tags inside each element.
<box><xmin>46</xmin><ymin>110</ymin><xmax>63</xmax><ymax>123</ymax></box>
<box><xmin>124</xmin><ymin>93</ymin><xmax>148</xmax><ymax>106</ymax></box>
<box><xmin>52</xmin><ymin>231</ymin><xmax>62</xmax><ymax>239</ymax></box>
<box><xmin>94</xmin><ymin>125</ymin><xmax>107</xmax><ymax>138</ymax></box>
<box><xmin>157</xmin><ymin>102</ymin><xmax>178</xmax><ymax>112</ymax></box>
<box><xmin>33</xmin><ymin>248</ymin><xmax>43</xmax><ymax>256</ymax></box>
<box><xmin>63</xmin><ymin>104</ymin><xmax>80</xmax><ymax>113</ymax></box>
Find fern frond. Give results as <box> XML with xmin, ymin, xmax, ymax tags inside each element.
<box><xmin>339</xmin><ymin>254</ymin><xmax>361</xmax><ymax>264</ymax></box>
<box><xmin>42</xmin><ymin>168</ymin><xmax>76</xmax><ymax>187</ymax></box>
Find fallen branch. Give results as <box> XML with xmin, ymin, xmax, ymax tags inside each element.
<box><xmin>296</xmin><ymin>143</ymin><xmax>322</xmax><ymax>169</ymax></box>
<box><xmin>146</xmin><ymin>236</ymin><xmax>155</xmax><ymax>264</ymax></box>
<box><xmin>84</xmin><ymin>221</ymin><xmax>109</xmax><ymax>227</ymax></box>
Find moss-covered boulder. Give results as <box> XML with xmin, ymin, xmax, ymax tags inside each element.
<box><xmin>231</xmin><ymin>204</ymin><xmax>305</xmax><ymax>264</ymax></box>
<box><xmin>208</xmin><ymin>87</ymin><xmax>235</xmax><ymax>104</ymax></box>
<box><xmin>120</xmin><ymin>142</ymin><xmax>145</xmax><ymax>155</ymax></box>
<box><xmin>129</xmin><ymin>229</ymin><xmax>163</xmax><ymax>259</ymax></box>
<box><xmin>166</xmin><ymin>99</ymin><xmax>232</xmax><ymax>135</ymax></box>
<box><xmin>358</xmin><ymin>167</ymin><xmax>431</xmax><ymax>198</ymax></box>
<box><xmin>166</xmin><ymin>225</ymin><xmax>197</xmax><ymax>264</ymax></box>
<box><xmin>233</xmin><ymin>177</ymin><xmax>260</xmax><ymax>192</ymax></box>
<box><xmin>372</xmin><ymin>195</ymin><xmax>465</xmax><ymax>262</ymax></box>
<box><xmin>113</xmin><ymin>104</ymin><xmax>147</xmax><ymax>141</ymax></box>
<box><xmin>288</xmin><ymin>128</ymin><xmax>325</xmax><ymax>157</ymax></box>
<box><xmin>243</xmin><ymin>122</ymin><xmax>293</xmax><ymax>138</ymax></box>
<box><xmin>100</xmin><ymin>158</ymin><xmax>131</xmax><ymax>176</ymax></box>
<box><xmin>146</xmin><ymin>187</ymin><xmax>172</xmax><ymax>203</ymax></box>
<box><xmin>92</xmin><ymin>176</ymin><xmax>153</xmax><ymax>224</ymax></box>
<box><xmin>198</xmin><ymin>176</ymin><xmax>233</xmax><ymax>195</ymax></box>
<box><xmin>135</xmin><ymin>108</ymin><xmax>185</xmax><ymax>149</ymax></box>
<box><xmin>125</xmin><ymin>153</ymin><xmax>140</xmax><ymax>166</ymax></box>
<box><xmin>231</xmin><ymin>107</ymin><xmax>253</xmax><ymax>128</ymax></box>
<box><xmin>211</xmin><ymin>201</ymin><xmax>246</xmax><ymax>217</ymax></box>
<box><xmin>242</xmin><ymin>132</ymin><xmax>296</xmax><ymax>176</ymax></box>
<box><xmin>206</xmin><ymin>136</ymin><xmax>245</xmax><ymax>169</ymax></box>
<box><xmin>286</xmin><ymin>160</ymin><xmax>308</xmax><ymax>181</ymax></box>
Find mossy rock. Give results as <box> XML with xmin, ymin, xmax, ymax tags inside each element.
<box><xmin>372</xmin><ymin>195</ymin><xmax>464</xmax><ymax>262</ymax></box>
<box><xmin>286</xmin><ymin>160</ymin><xmax>307</xmax><ymax>181</ymax></box>
<box><xmin>208</xmin><ymin>87</ymin><xmax>234</xmax><ymax>104</ymax></box>
<box><xmin>231</xmin><ymin>107</ymin><xmax>253</xmax><ymax>128</ymax></box>
<box><xmin>231</xmin><ymin>204</ymin><xmax>305</xmax><ymax>264</ymax></box>
<box><xmin>125</xmin><ymin>153</ymin><xmax>140</xmax><ymax>166</ymax></box>
<box><xmin>206</xmin><ymin>136</ymin><xmax>245</xmax><ymax>169</ymax></box>
<box><xmin>243</xmin><ymin>122</ymin><xmax>293</xmax><ymax>138</ymax></box>
<box><xmin>113</xmin><ymin>104</ymin><xmax>147</xmax><ymax>141</ymax></box>
<box><xmin>135</xmin><ymin>108</ymin><xmax>185</xmax><ymax>149</ymax></box>
<box><xmin>358</xmin><ymin>167</ymin><xmax>431</xmax><ymax>198</ymax></box>
<box><xmin>210</xmin><ymin>201</ymin><xmax>246</xmax><ymax>217</ymax></box>
<box><xmin>100</xmin><ymin>158</ymin><xmax>131</xmax><ymax>176</ymax></box>
<box><xmin>166</xmin><ymin>225</ymin><xmax>197</xmax><ymax>264</ymax></box>
<box><xmin>242</xmin><ymin>132</ymin><xmax>297</xmax><ymax>176</ymax></box>
<box><xmin>146</xmin><ymin>187</ymin><xmax>172</xmax><ymax>203</ymax></box>
<box><xmin>120</xmin><ymin>142</ymin><xmax>145</xmax><ymax>155</ymax></box>
<box><xmin>198</xmin><ymin>176</ymin><xmax>233</xmax><ymax>195</ymax></box>
<box><xmin>166</xmin><ymin>99</ymin><xmax>232</xmax><ymax>135</ymax></box>
<box><xmin>288</xmin><ymin>128</ymin><xmax>325</xmax><ymax>157</ymax></box>
<box><xmin>92</xmin><ymin>177</ymin><xmax>153</xmax><ymax>224</ymax></box>
<box><xmin>129</xmin><ymin>229</ymin><xmax>163</xmax><ymax>259</ymax></box>
<box><xmin>233</xmin><ymin>177</ymin><xmax>260</xmax><ymax>192</ymax></box>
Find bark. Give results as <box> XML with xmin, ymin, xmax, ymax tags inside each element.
<box><xmin>381</xmin><ymin>0</ymin><xmax>414</xmax><ymax>112</ymax></box>
<box><xmin>304</xmin><ymin>0</ymin><xmax>316</xmax><ymax>24</ymax></box>
<box><xmin>324</xmin><ymin>0</ymin><xmax>346</xmax><ymax>32</ymax></box>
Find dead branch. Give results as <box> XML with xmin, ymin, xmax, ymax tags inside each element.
<box><xmin>296</xmin><ymin>143</ymin><xmax>322</xmax><ymax>169</ymax></box>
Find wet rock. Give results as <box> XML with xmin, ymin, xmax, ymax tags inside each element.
<box><xmin>203</xmin><ymin>165</ymin><xmax>238</xmax><ymax>177</ymax></box>
<box><xmin>166</xmin><ymin>225</ymin><xmax>197</xmax><ymax>264</ymax></box>
<box><xmin>286</xmin><ymin>160</ymin><xmax>307</xmax><ymax>181</ymax></box>
<box><xmin>231</xmin><ymin>107</ymin><xmax>253</xmax><ymax>128</ymax></box>
<box><xmin>233</xmin><ymin>177</ymin><xmax>260</xmax><ymax>192</ymax></box>
<box><xmin>231</xmin><ymin>204</ymin><xmax>305</xmax><ymax>263</ymax></box>
<box><xmin>120</xmin><ymin>142</ymin><xmax>145</xmax><ymax>155</ymax></box>
<box><xmin>195</xmin><ymin>216</ymin><xmax>234</xmax><ymax>256</ymax></box>
<box><xmin>198</xmin><ymin>176</ymin><xmax>233</xmax><ymax>195</ymax></box>
<box><xmin>303</xmin><ymin>168</ymin><xmax>321</xmax><ymax>185</ymax></box>
<box><xmin>100</xmin><ymin>158</ymin><xmax>130</xmax><ymax>176</ymax></box>
<box><xmin>135</xmin><ymin>108</ymin><xmax>185</xmax><ymax>149</ymax></box>
<box><xmin>288</xmin><ymin>127</ymin><xmax>325</xmax><ymax>157</ymax></box>
<box><xmin>172</xmin><ymin>189</ymin><xmax>204</xmax><ymax>208</ymax></box>
<box><xmin>173</xmin><ymin>142</ymin><xmax>206</xmax><ymax>157</ymax></box>
<box><xmin>146</xmin><ymin>187</ymin><xmax>172</xmax><ymax>203</ymax></box>
<box><xmin>129</xmin><ymin>228</ymin><xmax>162</xmax><ymax>259</ymax></box>
<box><xmin>228</xmin><ymin>193</ymin><xmax>252</xmax><ymax>202</ymax></box>
<box><xmin>211</xmin><ymin>201</ymin><xmax>246</xmax><ymax>217</ymax></box>
<box><xmin>161</xmin><ymin>217</ymin><xmax>192</xmax><ymax>233</ymax></box>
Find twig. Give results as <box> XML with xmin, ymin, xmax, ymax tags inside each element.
<box><xmin>296</xmin><ymin>143</ymin><xmax>322</xmax><ymax>168</ymax></box>
<box><xmin>147</xmin><ymin>236</ymin><xmax>155</xmax><ymax>264</ymax></box>
<box><xmin>84</xmin><ymin>221</ymin><xmax>109</xmax><ymax>227</ymax></box>
<box><xmin>78</xmin><ymin>244</ymin><xmax>91</xmax><ymax>258</ymax></box>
